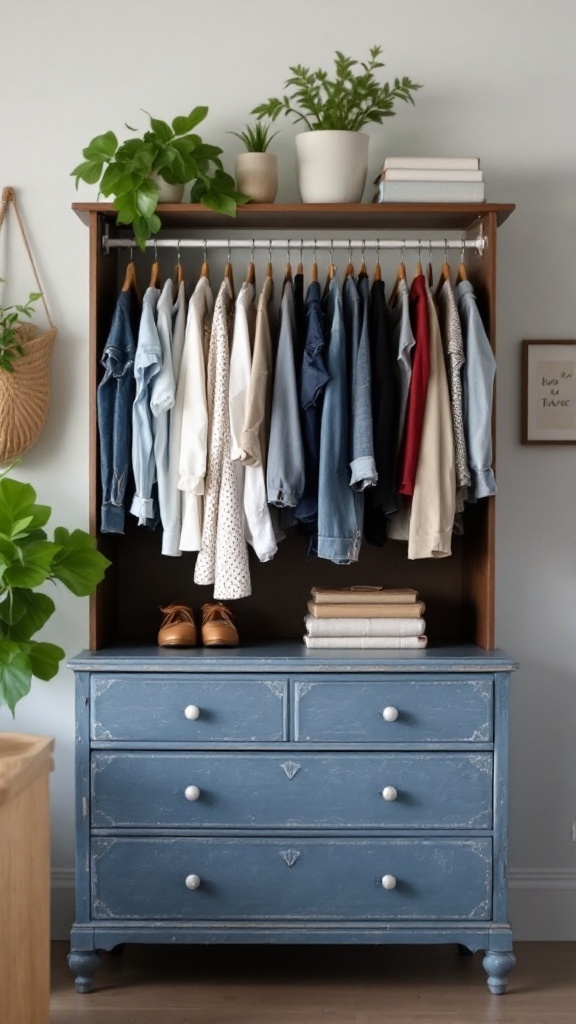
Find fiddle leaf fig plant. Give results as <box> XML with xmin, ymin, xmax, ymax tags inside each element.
<box><xmin>252</xmin><ymin>45</ymin><xmax>422</xmax><ymax>131</ymax></box>
<box><xmin>72</xmin><ymin>107</ymin><xmax>249</xmax><ymax>249</ymax></box>
<box><xmin>0</xmin><ymin>469</ymin><xmax>111</xmax><ymax>715</ymax></box>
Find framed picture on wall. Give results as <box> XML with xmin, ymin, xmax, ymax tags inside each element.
<box><xmin>521</xmin><ymin>339</ymin><xmax>576</xmax><ymax>444</ymax></box>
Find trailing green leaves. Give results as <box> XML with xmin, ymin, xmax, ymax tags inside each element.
<box><xmin>0</xmin><ymin>470</ymin><xmax>110</xmax><ymax>716</ymax></box>
<box><xmin>0</xmin><ymin>278</ymin><xmax>44</xmax><ymax>374</ymax></box>
<box><xmin>252</xmin><ymin>45</ymin><xmax>423</xmax><ymax>132</ymax></box>
<box><xmin>72</xmin><ymin>108</ymin><xmax>249</xmax><ymax>249</ymax></box>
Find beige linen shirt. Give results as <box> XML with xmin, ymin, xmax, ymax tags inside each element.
<box><xmin>239</xmin><ymin>275</ymin><xmax>274</xmax><ymax>467</ymax></box>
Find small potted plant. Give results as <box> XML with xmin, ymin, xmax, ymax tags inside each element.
<box><xmin>252</xmin><ymin>46</ymin><xmax>422</xmax><ymax>203</ymax></box>
<box><xmin>72</xmin><ymin>107</ymin><xmax>249</xmax><ymax>248</ymax></box>
<box><xmin>0</xmin><ymin>467</ymin><xmax>110</xmax><ymax>716</ymax></box>
<box><xmin>229</xmin><ymin>121</ymin><xmax>279</xmax><ymax>203</ymax></box>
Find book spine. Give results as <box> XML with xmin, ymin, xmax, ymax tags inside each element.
<box><xmin>382</xmin><ymin>169</ymin><xmax>483</xmax><ymax>182</ymax></box>
<box><xmin>382</xmin><ymin>157</ymin><xmax>480</xmax><ymax>171</ymax></box>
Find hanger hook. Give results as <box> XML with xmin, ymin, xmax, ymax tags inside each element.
<box><xmin>417</xmin><ymin>238</ymin><xmax>422</xmax><ymax>261</ymax></box>
<box><xmin>314</xmin><ymin>239</ymin><xmax>317</xmax><ymax>263</ymax></box>
<box><xmin>444</xmin><ymin>238</ymin><xmax>448</xmax><ymax>262</ymax></box>
<box><xmin>269</xmin><ymin>239</ymin><xmax>272</xmax><ymax>264</ymax></box>
<box><xmin>428</xmin><ymin>239</ymin><xmax>432</xmax><ymax>260</ymax></box>
<box><xmin>203</xmin><ymin>238</ymin><xmax>207</xmax><ymax>264</ymax></box>
<box><xmin>129</xmin><ymin>244</ymin><xmax>134</xmax><ymax>263</ymax></box>
<box><xmin>176</xmin><ymin>239</ymin><xmax>181</xmax><ymax>264</ymax></box>
<box><xmin>153</xmin><ymin>239</ymin><xmax>158</xmax><ymax>262</ymax></box>
<box><xmin>227</xmin><ymin>239</ymin><xmax>232</xmax><ymax>263</ymax></box>
<box><xmin>251</xmin><ymin>238</ymin><xmax>255</xmax><ymax>262</ymax></box>
<box><xmin>361</xmin><ymin>239</ymin><xmax>366</xmax><ymax>264</ymax></box>
<box><xmin>287</xmin><ymin>239</ymin><xmax>291</xmax><ymax>265</ymax></box>
<box><xmin>460</xmin><ymin>235</ymin><xmax>466</xmax><ymax>263</ymax></box>
<box><xmin>401</xmin><ymin>241</ymin><xmax>406</xmax><ymax>264</ymax></box>
<box><xmin>330</xmin><ymin>239</ymin><xmax>335</xmax><ymax>265</ymax></box>
<box><xmin>300</xmin><ymin>238</ymin><xmax>304</xmax><ymax>263</ymax></box>
<box><xmin>375</xmin><ymin>239</ymin><xmax>380</xmax><ymax>265</ymax></box>
<box><xmin>348</xmin><ymin>238</ymin><xmax>353</xmax><ymax>264</ymax></box>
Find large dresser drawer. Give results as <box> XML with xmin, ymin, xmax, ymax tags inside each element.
<box><xmin>293</xmin><ymin>676</ymin><xmax>493</xmax><ymax>743</ymax></box>
<box><xmin>91</xmin><ymin>751</ymin><xmax>493</xmax><ymax>830</ymax></box>
<box><xmin>91</xmin><ymin>837</ymin><xmax>492</xmax><ymax>921</ymax></box>
<box><xmin>90</xmin><ymin>674</ymin><xmax>288</xmax><ymax>742</ymax></box>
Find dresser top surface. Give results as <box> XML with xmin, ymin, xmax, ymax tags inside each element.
<box><xmin>68</xmin><ymin>643</ymin><xmax>517</xmax><ymax>674</ymax></box>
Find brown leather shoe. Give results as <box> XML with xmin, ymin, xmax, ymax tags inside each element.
<box><xmin>158</xmin><ymin>604</ymin><xmax>197</xmax><ymax>647</ymax></box>
<box><xmin>201</xmin><ymin>603</ymin><xmax>239</xmax><ymax>647</ymax></box>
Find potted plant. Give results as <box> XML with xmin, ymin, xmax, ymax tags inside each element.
<box><xmin>72</xmin><ymin>107</ymin><xmax>249</xmax><ymax>249</ymax></box>
<box><xmin>252</xmin><ymin>46</ymin><xmax>422</xmax><ymax>203</ymax></box>
<box><xmin>0</xmin><ymin>467</ymin><xmax>110</xmax><ymax>716</ymax></box>
<box><xmin>229</xmin><ymin>121</ymin><xmax>279</xmax><ymax>203</ymax></box>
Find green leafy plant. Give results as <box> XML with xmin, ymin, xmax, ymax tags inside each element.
<box><xmin>0</xmin><ymin>468</ymin><xmax>110</xmax><ymax>715</ymax></box>
<box><xmin>228</xmin><ymin>121</ymin><xmax>279</xmax><ymax>153</ymax></box>
<box><xmin>0</xmin><ymin>278</ymin><xmax>43</xmax><ymax>373</ymax></box>
<box><xmin>252</xmin><ymin>45</ymin><xmax>422</xmax><ymax>131</ymax></box>
<box><xmin>72</xmin><ymin>107</ymin><xmax>249</xmax><ymax>249</ymax></box>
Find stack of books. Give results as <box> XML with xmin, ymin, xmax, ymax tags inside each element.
<box><xmin>374</xmin><ymin>157</ymin><xmax>485</xmax><ymax>203</ymax></box>
<box><xmin>303</xmin><ymin>587</ymin><xmax>427</xmax><ymax>649</ymax></box>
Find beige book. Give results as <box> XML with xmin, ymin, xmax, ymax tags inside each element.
<box><xmin>303</xmin><ymin>635</ymin><xmax>428</xmax><ymax>649</ymax></box>
<box><xmin>307</xmin><ymin>601</ymin><xmax>425</xmax><ymax>619</ymax></box>
<box><xmin>310</xmin><ymin>586</ymin><xmax>419</xmax><ymax>605</ymax></box>
<box><xmin>304</xmin><ymin>615</ymin><xmax>426</xmax><ymax>638</ymax></box>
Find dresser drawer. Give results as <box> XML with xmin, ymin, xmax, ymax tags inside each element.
<box><xmin>293</xmin><ymin>676</ymin><xmax>493</xmax><ymax>743</ymax></box>
<box><xmin>90</xmin><ymin>674</ymin><xmax>288</xmax><ymax>742</ymax></box>
<box><xmin>91</xmin><ymin>752</ymin><xmax>492</xmax><ymax>830</ymax></box>
<box><xmin>91</xmin><ymin>837</ymin><xmax>492</xmax><ymax>921</ymax></box>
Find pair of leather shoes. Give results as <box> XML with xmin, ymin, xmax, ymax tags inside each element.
<box><xmin>157</xmin><ymin>603</ymin><xmax>239</xmax><ymax>648</ymax></box>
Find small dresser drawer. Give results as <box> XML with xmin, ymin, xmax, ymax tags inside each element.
<box><xmin>90</xmin><ymin>674</ymin><xmax>288</xmax><ymax>742</ymax></box>
<box><xmin>91</xmin><ymin>752</ymin><xmax>492</xmax><ymax>830</ymax></box>
<box><xmin>293</xmin><ymin>676</ymin><xmax>493</xmax><ymax>744</ymax></box>
<box><xmin>91</xmin><ymin>837</ymin><xmax>492</xmax><ymax>921</ymax></box>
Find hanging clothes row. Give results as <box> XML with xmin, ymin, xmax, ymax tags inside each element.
<box><xmin>96</xmin><ymin>245</ymin><xmax>495</xmax><ymax>602</ymax></box>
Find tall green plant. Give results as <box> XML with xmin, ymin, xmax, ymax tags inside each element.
<box><xmin>252</xmin><ymin>46</ymin><xmax>422</xmax><ymax>131</ymax></box>
<box><xmin>0</xmin><ymin>469</ymin><xmax>110</xmax><ymax>715</ymax></box>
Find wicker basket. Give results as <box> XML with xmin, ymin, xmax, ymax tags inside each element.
<box><xmin>0</xmin><ymin>323</ymin><xmax>57</xmax><ymax>464</ymax></box>
<box><xmin>0</xmin><ymin>186</ymin><xmax>56</xmax><ymax>465</ymax></box>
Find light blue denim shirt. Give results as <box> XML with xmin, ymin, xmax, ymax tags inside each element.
<box><xmin>389</xmin><ymin>277</ymin><xmax>415</xmax><ymax>452</ymax></box>
<box><xmin>455</xmin><ymin>280</ymin><xmax>497</xmax><ymax>500</ymax></box>
<box><xmin>317</xmin><ymin>276</ymin><xmax>363</xmax><ymax>563</ymax></box>
<box><xmin>97</xmin><ymin>288</ymin><xmax>139</xmax><ymax>533</ymax></box>
<box><xmin>267</xmin><ymin>279</ymin><xmax>305</xmax><ymax>508</ymax></box>
<box><xmin>343</xmin><ymin>274</ymin><xmax>377</xmax><ymax>491</ymax></box>
<box><xmin>152</xmin><ymin>280</ymin><xmax>177</xmax><ymax>544</ymax></box>
<box><xmin>130</xmin><ymin>286</ymin><xmax>161</xmax><ymax>526</ymax></box>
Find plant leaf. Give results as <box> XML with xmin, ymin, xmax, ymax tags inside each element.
<box><xmin>4</xmin><ymin>540</ymin><xmax>56</xmax><ymax>588</ymax></box>
<box><xmin>82</xmin><ymin>131</ymin><xmax>118</xmax><ymax>161</ymax></box>
<box><xmin>0</xmin><ymin>590</ymin><xmax>56</xmax><ymax>639</ymax></box>
<box><xmin>172</xmin><ymin>107</ymin><xmax>208</xmax><ymax>135</ymax></box>
<box><xmin>27</xmin><ymin>640</ymin><xmax>64</xmax><ymax>682</ymax></box>
<box><xmin>51</xmin><ymin>528</ymin><xmax>111</xmax><ymax>596</ymax></box>
<box><xmin>0</xmin><ymin>640</ymin><xmax>32</xmax><ymax>715</ymax></box>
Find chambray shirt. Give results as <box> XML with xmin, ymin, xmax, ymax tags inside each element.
<box><xmin>130</xmin><ymin>287</ymin><xmax>161</xmax><ymax>526</ymax></box>
<box><xmin>267</xmin><ymin>279</ymin><xmax>305</xmax><ymax>509</ymax></box>
<box><xmin>455</xmin><ymin>280</ymin><xmax>497</xmax><ymax>500</ymax></box>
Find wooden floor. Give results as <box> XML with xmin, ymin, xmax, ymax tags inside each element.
<box><xmin>51</xmin><ymin>941</ymin><xmax>574</xmax><ymax>1023</ymax></box>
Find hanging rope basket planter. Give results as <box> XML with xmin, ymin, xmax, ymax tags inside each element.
<box><xmin>0</xmin><ymin>186</ymin><xmax>57</xmax><ymax>465</ymax></box>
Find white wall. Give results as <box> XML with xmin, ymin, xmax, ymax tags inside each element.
<box><xmin>1</xmin><ymin>0</ymin><xmax>575</xmax><ymax>940</ymax></box>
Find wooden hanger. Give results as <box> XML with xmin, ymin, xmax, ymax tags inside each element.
<box><xmin>224</xmin><ymin>250</ymin><xmax>235</xmax><ymax>300</ymax></box>
<box><xmin>200</xmin><ymin>239</ymin><xmax>209</xmax><ymax>279</ymax></box>
<box><xmin>414</xmin><ymin>240</ymin><xmax>423</xmax><ymax>279</ymax></box>
<box><xmin>245</xmin><ymin>240</ymin><xmax>255</xmax><ymax>286</ymax></box>
<box><xmin>434</xmin><ymin>241</ymin><xmax>451</xmax><ymax>301</ymax></box>
<box><xmin>310</xmin><ymin>241</ymin><xmax>318</xmax><ymax>282</ymax></box>
<box><xmin>388</xmin><ymin>248</ymin><xmax>407</xmax><ymax>307</ymax></box>
<box><xmin>121</xmin><ymin>254</ymin><xmax>140</xmax><ymax>300</ymax></box>
<box><xmin>426</xmin><ymin>241</ymin><xmax>433</xmax><ymax>288</ymax></box>
<box><xmin>344</xmin><ymin>240</ymin><xmax>354</xmax><ymax>279</ymax></box>
<box><xmin>297</xmin><ymin>240</ymin><xmax>304</xmax><ymax>276</ymax></box>
<box><xmin>266</xmin><ymin>240</ymin><xmax>273</xmax><ymax>279</ymax></box>
<box><xmin>373</xmin><ymin>242</ymin><xmax>382</xmax><ymax>281</ymax></box>
<box><xmin>359</xmin><ymin>241</ymin><xmax>367</xmax><ymax>277</ymax></box>
<box><xmin>456</xmin><ymin>237</ymin><xmax>468</xmax><ymax>282</ymax></box>
<box><xmin>149</xmin><ymin>242</ymin><xmax>161</xmax><ymax>288</ymax></box>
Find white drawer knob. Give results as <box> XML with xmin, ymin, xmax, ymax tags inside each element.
<box><xmin>381</xmin><ymin>786</ymin><xmax>398</xmax><ymax>802</ymax></box>
<box><xmin>382</xmin><ymin>706</ymin><xmax>399</xmax><ymax>722</ymax></box>
<box><xmin>381</xmin><ymin>874</ymin><xmax>397</xmax><ymax>890</ymax></box>
<box><xmin>184</xmin><ymin>704</ymin><xmax>201</xmax><ymax>721</ymax></box>
<box><xmin>185</xmin><ymin>874</ymin><xmax>201</xmax><ymax>890</ymax></box>
<box><xmin>184</xmin><ymin>785</ymin><xmax>201</xmax><ymax>801</ymax></box>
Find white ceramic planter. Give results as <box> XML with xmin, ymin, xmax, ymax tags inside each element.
<box><xmin>295</xmin><ymin>130</ymin><xmax>369</xmax><ymax>204</ymax></box>
<box><xmin>149</xmin><ymin>174</ymin><xmax>185</xmax><ymax>203</ymax></box>
<box><xmin>234</xmin><ymin>152</ymin><xmax>278</xmax><ymax>203</ymax></box>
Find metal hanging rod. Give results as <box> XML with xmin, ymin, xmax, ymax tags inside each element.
<box><xmin>102</xmin><ymin>234</ymin><xmax>487</xmax><ymax>256</ymax></box>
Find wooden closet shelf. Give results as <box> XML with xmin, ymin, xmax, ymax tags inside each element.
<box><xmin>72</xmin><ymin>201</ymin><xmax>515</xmax><ymax>231</ymax></box>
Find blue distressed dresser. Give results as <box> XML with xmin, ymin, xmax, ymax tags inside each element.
<box><xmin>69</xmin><ymin>201</ymin><xmax>517</xmax><ymax>994</ymax></box>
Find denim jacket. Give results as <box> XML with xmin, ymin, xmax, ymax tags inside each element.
<box><xmin>455</xmin><ymin>280</ymin><xmax>497</xmax><ymax>499</ymax></box>
<box><xmin>294</xmin><ymin>280</ymin><xmax>329</xmax><ymax>530</ymax></box>
<box><xmin>317</xmin><ymin>276</ymin><xmax>362</xmax><ymax>563</ymax></box>
<box><xmin>97</xmin><ymin>288</ymin><xmax>139</xmax><ymax>533</ymax></box>
<box><xmin>343</xmin><ymin>274</ymin><xmax>377</xmax><ymax>491</ymax></box>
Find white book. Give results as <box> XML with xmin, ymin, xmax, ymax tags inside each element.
<box><xmin>382</xmin><ymin>168</ymin><xmax>483</xmax><ymax>182</ymax></box>
<box><xmin>303</xmin><ymin>635</ymin><xmax>428</xmax><ymax>649</ymax></box>
<box><xmin>377</xmin><ymin>180</ymin><xmax>485</xmax><ymax>204</ymax></box>
<box><xmin>382</xmin><ymin>156</ymin><xmax>480</xmax><ymax>171</ymax></box>
<box><xmin>304</xmin><ymin>614</ymin><xmax>426</xmax><ymax>638</ymax></box>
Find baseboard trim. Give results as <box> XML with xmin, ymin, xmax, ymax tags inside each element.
<box><xmin>50</xmin><ymin>867</ymin><xmax>576</xmax><ymax>942</ymax></box>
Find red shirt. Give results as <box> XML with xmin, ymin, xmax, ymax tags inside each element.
<box><xmin>397</xmin><ymin>273</ymin><xmax>431</xmax><ymax>496</ymax></box>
